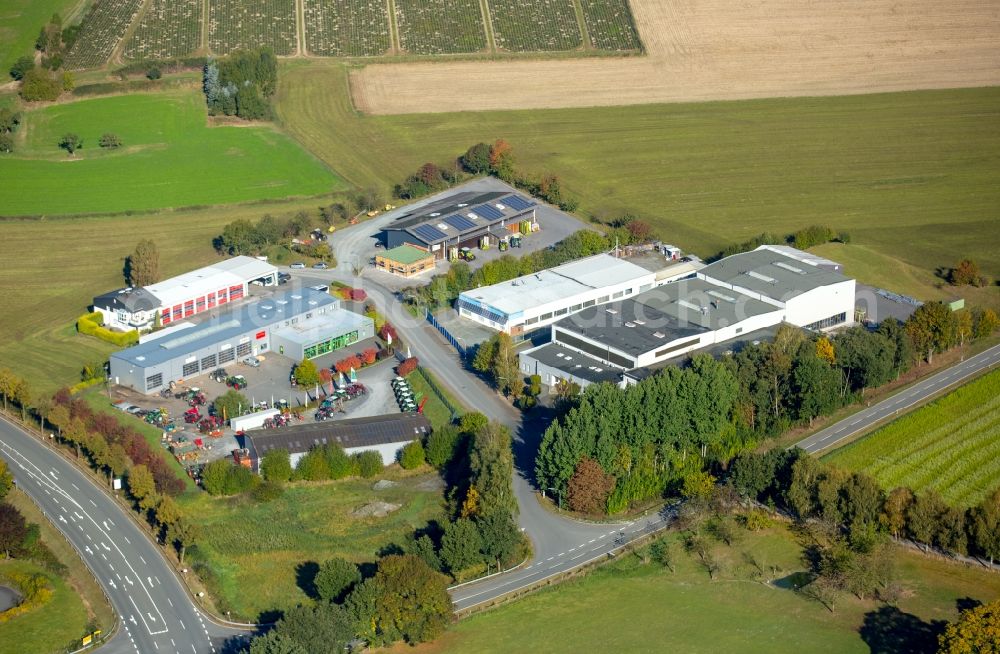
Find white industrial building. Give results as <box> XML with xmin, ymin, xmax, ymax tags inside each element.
<box><xmin>520</xmin><ymin>245</ymin><xmax>855</xmax><ymax>389</ymax></box>
<box><xmin>456</xmin><ymin>253</ymin><xmax>661</xmax><ymax>336</ymax></box>
<box><xmin>93</xmin><ymin>256</ymin><xmax>278</xmax><ymax>331</ymax></box>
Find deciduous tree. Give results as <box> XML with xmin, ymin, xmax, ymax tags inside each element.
<box><xmin>125</xmin><ymin>239</ymin><xmax>159</xmax><ymax>287</ymax></box>
<box><xmin>314</xmin><ymin>557</ymin><xmax>360</xmax><ymax>603</ymax></box>
<box><xmin>938</xmin><ymin>599</ymin><xmax>1000</xmax><ymax>654</ymax></box>
<box><xmin>261</xmin><ymin>448</ymin><xmax>292</xmax><ymax>483</ymax></box>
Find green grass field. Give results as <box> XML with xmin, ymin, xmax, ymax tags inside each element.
<box><xmin>0</xmin><ymin>91</ymin><xmax>340</xmax><ymax>216</ymax></box>
<box><xmin>179</xmin><ymin>469</ymin><xmax>445</xmax><ymax>619</ymax></box>
<box><xmin>823</xmin><ymin>369</ymin><xmax>1000</xmax><ymax>507</ymax></box>
<box><xmin>0</xmin><ymin>0</ymin><xmax>82</xmax><ymax>75</ymax></box>
<box><xmin>0</xmin><ymin>197</ymin><xmax>323</xmax><ymax>392</ymax></box>
<box><xmin>277</xmin><ymin>63</ymin><xmax>1000</xmax><ymax>295</ymax></box>
<box><xmin>405</xmin><ymin>526</ymin><xmax>1000</xmax><ymax>654</ymax></box>
<box><xmin>0</xmin><ymin>559</ymin><xmax>90</xmax><ymax>654</ymax></box>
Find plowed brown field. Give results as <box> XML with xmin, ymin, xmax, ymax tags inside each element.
<box><xmin>350</xmin><ymin>0</ymin><xmax>1000</xmax><ymax>114</ymax></box>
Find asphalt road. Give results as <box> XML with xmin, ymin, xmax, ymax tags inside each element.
<box><xmin>304</xmin><ymin>200</ymin><xmax>674</xmax><ymax>610</ymax></box>
<box><xmin>0</xmin><ymin>417</ymin><xmax>248</xmax><ymax>654</ymax></box>
<box><xmin>796</xmin><ymin>343</ymin><xmax>1000</xmax><ymax>455</ymax></box>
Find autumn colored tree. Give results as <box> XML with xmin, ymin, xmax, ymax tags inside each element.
<box><xmin>334</xmin><ymin>355</ymin><xmax>361</xmax><ymax>374</ymax></box>
<box><xmin>361</xmin><ymin>347</ymin><xmax>378</xmax><ymax>365</ymax></box>
<box><xmin>625</xmin><ymin>219</ymin><xmax>653</xmax><ymax>244</ymax></box>
<box><xmin>294</xmin><ymin>358</ymin><xmax>320</xmax><ymax>386</ymax></box>
<box><xmin>488</xmin><ymin>139</ymin><xmax>515</xmax><ymax>180</ymax></box>
<box><xmin>815</xmin><ymin>337</ymin><xmax>835</xmax><ymax>364</ymax></box>
<box><xmin>949</xmin><ymin>258</ymin><xmax>986</xmax><ymax>287</ymax></box>
<box><xmin>566</xmin><ymin>457</ymin><xmax>616</xmax><ymax>514</ymax></box>
<box><xmin>880</xmin><ymin>487</ymin><xmax>913</xmax><ymax>539</ymax></box>
<box><xmin>938</xmin><ymin>599</ymin><xmax>1000</xmax><ymax>653</ymax></box>
<box><xmin>397</xmin><ymin>357</ymin><xmax>418</xmax><ymax>376</ymax></box>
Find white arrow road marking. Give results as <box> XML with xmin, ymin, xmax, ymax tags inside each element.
<box><xmin>147</xmin><ymin>576</ymin><xmax>154</xmax><ymax>587</ymax></box>
<box><xmin>147</xmin><ymin>612</ymin><xmax>157</xmax><ymax>623</ymax></box>
<box><xmin>108</xmin><ymin>579</ymin><xmax>117</xmax><ymax>589</ymax></box>
<box><xmin>125</xmin><ymin>576</ymin><xmax>134</xmax><ymax>586</ymax></box>
<box><xmin>102</xmin><ymin>542</ymin><xmax>111</xmax><ymax>551</ymax></box>
<box><xmin>130</xmin><ymin>615</ymin><xmax>138</xmax><ymax>626</ymax></box>
<box><xmin>58</xmin><ymin>515</ymin><xmax>67</xmax><ymax>524</ymax></box>
<box><xmin>85</xmin><ymin>546</ymin><xmax>93</xmax><ymax>555</ymax></box>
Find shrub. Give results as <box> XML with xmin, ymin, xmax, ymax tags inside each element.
<box><xmin>20</xmin><ymin>68</ymin><xmax>62</xmax><ymax>102</ymax></box>
<box><xmin>99</xmin><ymin>132</ymin><xmax>122</xmax><ymax>148</ymax></box>
<box><xmin>424</xmin><ymin>425</ymin><xmax>460</xmax><ymax>469</ymax></box>
<box><xmin>9</xmin><ymin>56</ymin><xmax>34</xmax><ymax>81</ymax></box>
<box><xmin>76</xmin><ymin>312</ymin><xmax>139</xmax><ymax>346</ymax></box>
<box><xmin>146</xmin><ymin>67</ymin><xmax>162</xmax><ymax>80</ymax></box>
<box><xmin>397</xmin><ymin>357</ymin><xmax>418</xmax><ymax>376</ymax></box>
<box><xmin>360</xmin><ymin>347</ymin><xmax>378</xmax><ymax>365</ymax></box>
<box><xmin>398</xmin><ymin>440</ymin><xmax>425</xmax><ymax>470</ymax></box>
<box><xmin>353</xmin><ymin>451</ymin><xmax>382</xmax><ymax>479</ymax></box>
<box><xmin>251</xmin><ymin>480</ymin><xmax>284</xmax><ymax>502</ymax></box>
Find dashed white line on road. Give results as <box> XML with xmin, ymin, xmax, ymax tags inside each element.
<box><xmin>139</xmin><ymin>555</ymin><xmax>147</xmax><ymax>565</ymax></box>
<box><xmin>71</xmin><ymin>483</ymin><xmax>80</xmax><ymax>490</ymax></box>
<box><xmin>167</xmin><ymin>598</ymin><xmax>173</xmax><ymax>607</ymax></box>
<box><xmin>179</xmin><ymin>619</ymin><xmax>186</xmax><ymax>630</ymax></box>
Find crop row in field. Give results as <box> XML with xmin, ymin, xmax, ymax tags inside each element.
<box><xmin>303</xmin><ymin>0</ymin><xmax>390</xmax><ymax>56</ymax></box>
<box><xmin>393</xmin><ymin>0</ymin><xmax>487</xmax><ymax>54</ymax></box>
<box><xmin>123</xmin><ymin>0</ymin><xmax>203</xmax><ymax>61</ymax></box>
<box><xmin>490</xmin><ymin>0</ymin><xmax>581</xmax><ymax>52</ymax></box>
<box><xmin>824</xmin><ymin>369</ymin><xmax>1000</xmax><ymax>507</ymax></box>
<box><xmin>580</xmin><ymin>0</ymin><xmax>641</xmax><ymax>51</ymax></box>
<box><xmin>208</xmin><ymin>0</ymin><xmax>297</xmax><ymax>55</ymax></box>
<box><xmin>64</xmin><ymin>0</ymin><xmax>145</xmax><ymax>69</ymax></box>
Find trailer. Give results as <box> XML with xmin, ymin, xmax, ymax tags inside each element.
<box><xmin>229</xmin><ymin>408</ymin><xmax>280</xmax><ymax>432</ymax></box>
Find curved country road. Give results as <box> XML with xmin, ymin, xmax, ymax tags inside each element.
<box><xmin>0</xmin><ymin>417</ymin><xmax>250</xmax><ymax>654</ymax></box>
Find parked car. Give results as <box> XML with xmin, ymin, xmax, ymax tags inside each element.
<box><xmin>312</xmin><ymin>262</ymin><xmax>329</xmax><ymax>270</ymax></box>
<box><xmin>243</xmin><ymin>357</ymin><xmax>261</xmax><ymax>368</ymax></box>
<box><xmin>310</xmin><ymin>284</ymin><xmax>329</xmax><ymax>293</ymax></box>
<box><xmin>290</xmin><ymin>262</ymin><xmax>305</xmax><ymax>269</ymax></box>
<box><xmin>125</xmin><ymin>405</ymin><xmax>142</xmax><ymax>414</ymax></box>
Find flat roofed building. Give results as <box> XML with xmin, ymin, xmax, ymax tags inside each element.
<box><xmin>520</xmin><ymin>245</ymin><xmax>854</xmax><ymax>390</ymax></box>
<box><xmin>240</xmin><ymin>413</ymin><xmax>432</xmax><ymax>469</ymax></box>
<box><xmin>375</xmin><ymin>244</ymin><xmax>435</xmax><ymax>278</ymax></box>
<box><xmin>697</xmin><ymin>246</ymin><xmax>854</xmax><ymax>331</ymax></box>
<box><xmin>93</xmin><ymin>256</ymin><xmax>279</xmax><ymax>330</ymax></box>
<box><xmin>457</xmin><ymin>253</ymin><xmax>657</xmax><ymax>336</ymax></box>
<box><xmin>110</xmin><ymin>288</ymin><xmax>371</xmax><ymax>395</ymax></box>
<box><xmin>382</xmin><ymin>191</ymin><xmax>537</xmax><ymax>259</ymax></box>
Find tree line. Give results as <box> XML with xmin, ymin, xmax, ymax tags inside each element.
<box><xmin>214</xmin><ymin>211</ymin><xmax>334</xmax><ymax>263</ymax></box>
<box><xmin>203</xmin><ymin>48</ymin><xmax>277</xmax><ymax>121</ymax></box>
<box><xmin>536</xmin><ymin>305</ymin><xmax>999</xmax><ymax>515</ymax></box>
<box><xmin>7</xmin><ymin>13</ymin><xmax>77</xmax><ymax>103</ymax></box>
<box><xmin>729</xmin><ymin>446</ymin><xmax>1000</xmax><ymax>577</ymax></box>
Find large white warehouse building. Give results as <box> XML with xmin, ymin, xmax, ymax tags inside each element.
<box><xmin>456</xmin><ymin>253</ymin><xmax>660</xmax><ymax>336</ymax></box>
<box><xmin>520</xmin><ymin>245</ymin><xmax>855</xmax><ymax>389</ymax></box>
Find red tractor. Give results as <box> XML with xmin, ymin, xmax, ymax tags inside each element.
<box><xmin>183</xmin><ymin>408</ymin><xmax>202</xmax><ymax>424</ymax></box>
<box><xmin>199</xmin><ymin>416</ymin><xmax>223</xmax><ymax>436</ymax></box>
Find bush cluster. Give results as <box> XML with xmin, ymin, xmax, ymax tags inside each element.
<box><xmin>76</xmin><ymin>312</ymin><xmax>139</xmax><ymax>347</ymax></box>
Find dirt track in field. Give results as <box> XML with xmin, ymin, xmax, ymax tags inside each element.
<box><xmin>350</xmin><ymin>0</ymin><xmax>1000</xmax><ymax>114</ymax></box>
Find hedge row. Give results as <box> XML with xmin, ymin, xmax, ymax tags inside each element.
<box><xmin>0</xmin><ymin>572</ymin><xmax>53</xmax><ymax>623</ymax></box>
<box><xmin>76</xmin><ymin>313</ymin><xmax>139</xmax><ymax>347</ymax></box>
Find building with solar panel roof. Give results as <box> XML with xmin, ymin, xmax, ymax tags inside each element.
<box><xmin>381</xmin><ymin>190</ymin><xmax>538</xmax><ymax>258</ymax></box>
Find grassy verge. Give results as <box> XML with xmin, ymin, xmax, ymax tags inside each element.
<box><xmin>0</xmin><ymin>558</ymin><xmax>91</xmax><ymax>654</ymax></box>
<box><xmin>276</xmin><ymin>62</ymin><xmax>1000</xmax><ymax>311</ymax></box>
<box><xmin>823</xmin><ymin>369</ymin><xmax>1000</xmax><ymax>507</ymax></box>
<box><xmin>178</xmin><ymin>468</ymin><xmax>445</xmax><ymax>619</ymax></box>
<box><xmin>407</xmin><ymin>367</ymin><xmax>464</xmax><ymax>429</ymax></box>
<box><xmin>6</xmin><ymin>489</ymin><xmax>115</xmax><ymax>642</ymax></box>
<box><xmin>397</xmin><ymin>524</ymin><xmax>1000</xmax><ymax>654</ymax></box>
<box><xmin>0</xmin><ymin>90</ymin><xmax>341</xmax><ymax>216</ymax></box>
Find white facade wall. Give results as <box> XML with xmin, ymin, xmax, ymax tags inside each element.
<box><xmin>782</xmin><ymin>280</ymin><xmax>856</xmax><ymax>330</ymax></box>
<box><xmin>345</xmin><ymin>442</ymin><xmax>411</xmax><ymax>466</ymax></box>
<box><xmin>459</xmin><ymin>273</ymin><xmax>656</xmax><ymax>334</ymax></box>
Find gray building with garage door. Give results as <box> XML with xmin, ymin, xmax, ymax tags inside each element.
<box><xmin>110</xmin><ymin>288</ymin><xmax>372</xmax><ymax>395</ymax></box>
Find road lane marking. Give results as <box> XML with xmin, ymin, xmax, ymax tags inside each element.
<box><xmin>71</xmin><ymin>483</ymin><xmax>80</xmax><ymax>490</ymax></box>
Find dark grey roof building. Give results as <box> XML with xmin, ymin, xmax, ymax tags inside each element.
<box><xmin>382</xmin><ymin>191</ymin><xmax>537</xmax><ymax>258</ymax></box>
<box><xmin>239</xmin><ymin>413</ymin><xmax>432</xmax><ymax>469</ymax></box>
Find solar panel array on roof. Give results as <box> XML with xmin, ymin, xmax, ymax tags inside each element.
<box><xmin>473</xmin><ymin>204</ymin><xmax>504</xmax><ymax>221</ymax></box>
<box><xmin>413</xmin><ymin>224</ymin><xmax>447</xmax><ymax>243</ymax></box>
<box><xmin>444</xmin><ymin>214</ymin><xmax>477</xmax><ymax>231</ymax></box>
<box><xmin>503</xmin><ymin>195</ymin><xmax>534</xmax><ymax>211</ymax></box>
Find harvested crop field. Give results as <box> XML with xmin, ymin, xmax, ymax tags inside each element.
<box><xmin>351</xmin><ymin>0</ymin><xmax>1000</xmax><ymax>114</ymax></box>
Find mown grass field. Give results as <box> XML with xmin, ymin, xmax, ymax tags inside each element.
<box><xmin>824</xmin><ymin>369</ymin><xmax>1000</xmax><ymax>507</ymax></box>
<box><xmin>179</xmin><ymin>470</ymin><xmax>445</xmax><ymax>619</ymax></box>
<box><xmin>401</xmin><ymin>525</ymin><xmax>1000</xmax><ymax>654</ymax></box>
<box><xmin>0</xmin><ymin>559</ymin><xmax>90</xmax><ymax>654</ymax></box>
<box><xmin>0</xmin><ymin>0</ymin><xmax>82</xmax><ymax>74</ymax></box>
<box><xmin>0</xmin><ymin>91</ymin><xmax>339</xmax><ymax>216</ymax></box>
<box><xmin>0</xmin><ymin>196</ymin><xmax>322</xmax><ymax>392</ymax></box>
<box><xmin>280</xmin><ymin>64</ymin><xmax>1000</xmax><ymax>295</ymax></box>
